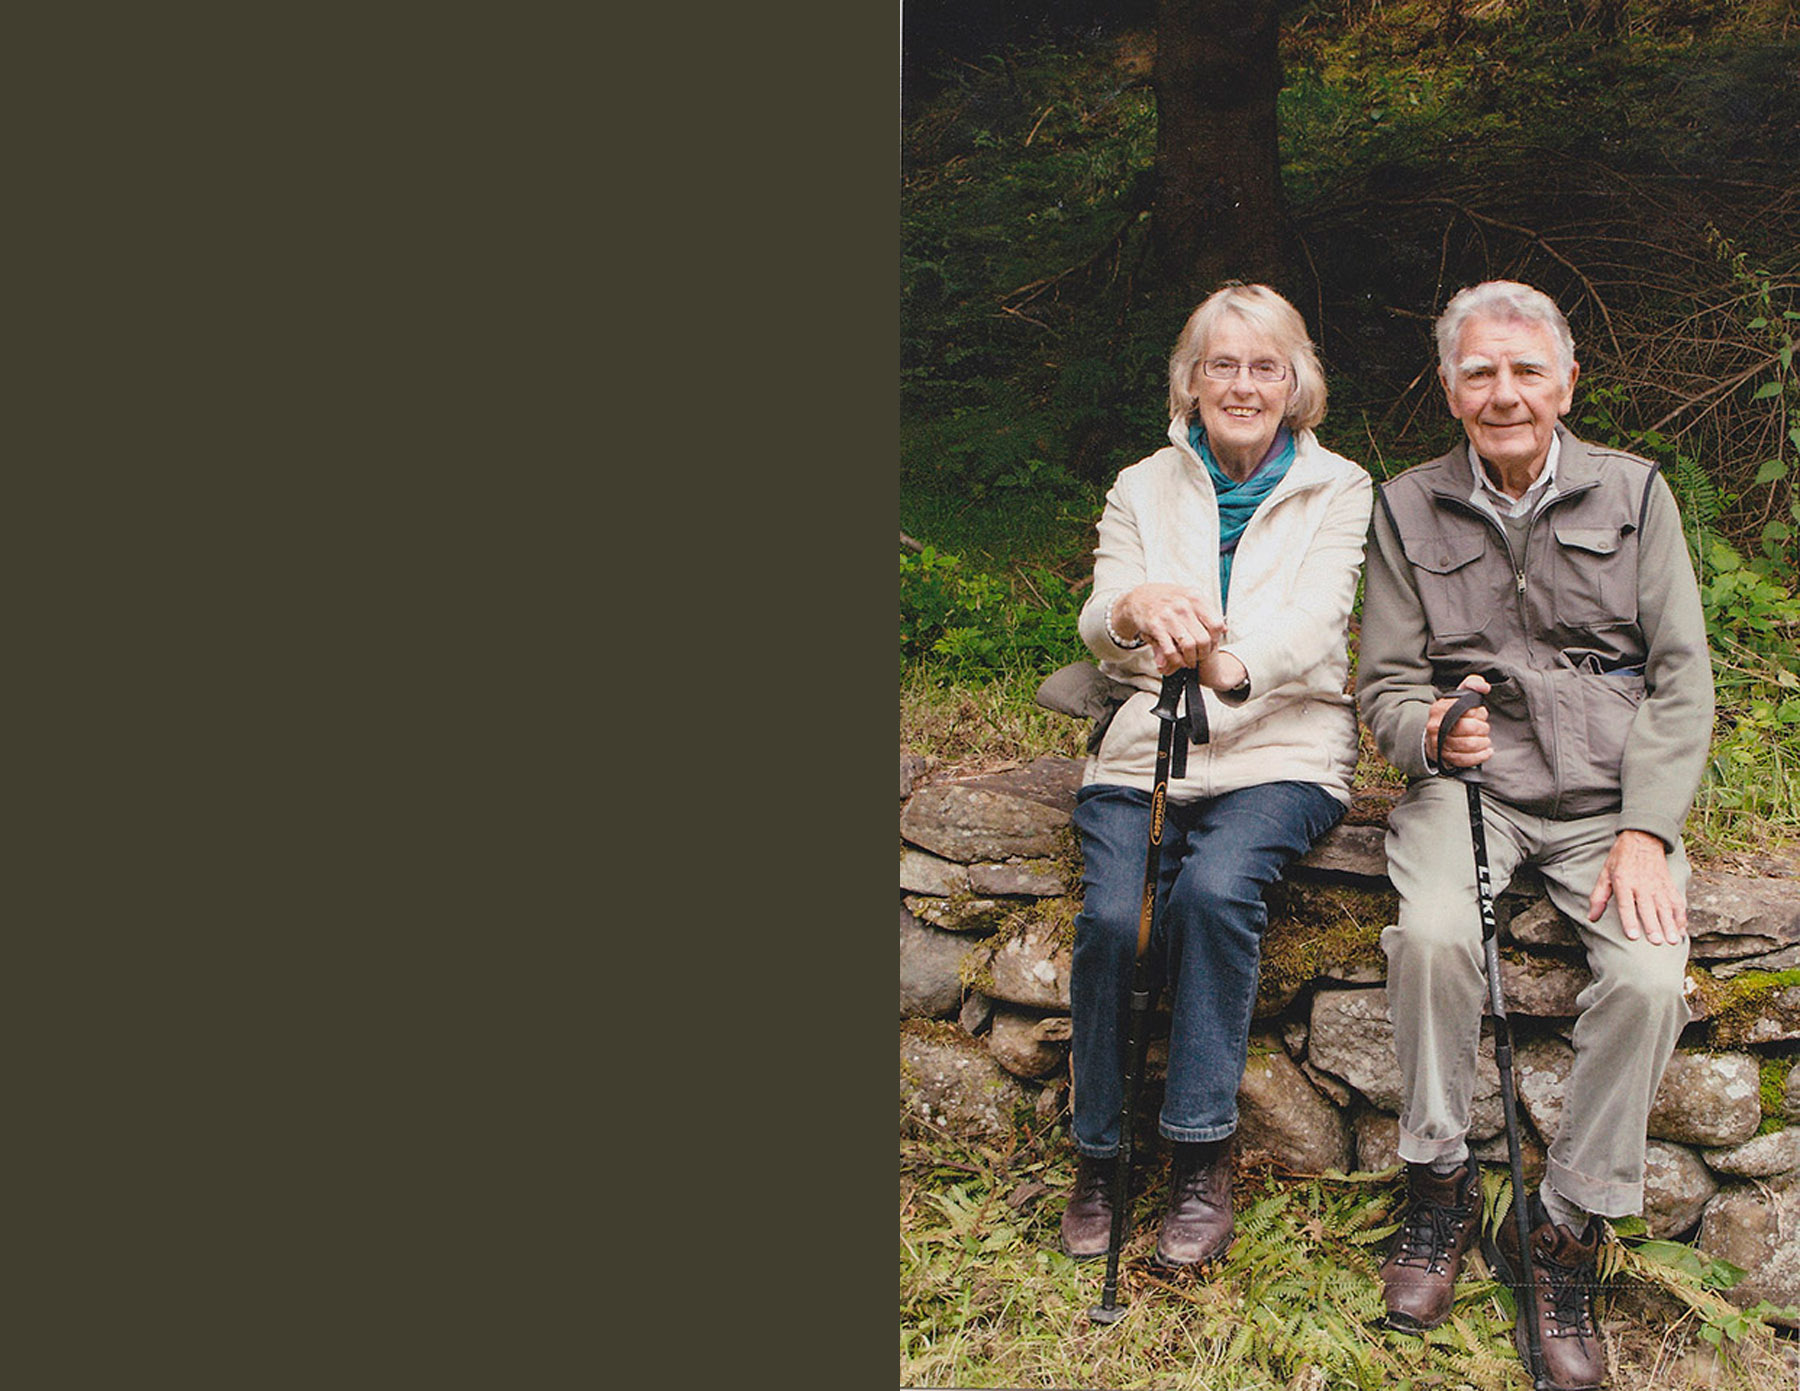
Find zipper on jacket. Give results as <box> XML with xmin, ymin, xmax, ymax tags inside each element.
<box><xmin>1435</xmin><ymin>485</ymin><xmax>1593</xmax><ymax>817</ymax></box>
<box><xmin>1437</xmin><ymin>495</ymin><xmax>1528</xmax><ymax>613</ymax></box>
<box><xmin>1515</xmin><ymin>489</ymin><xmax>1589</xmax><ymax>819</ymax></box>
<box><xmin>1438</xmin><ymin>485</ymin><xmax>1592</xmax><ymax>634</ymax></box>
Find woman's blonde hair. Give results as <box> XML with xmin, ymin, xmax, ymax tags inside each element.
<box><xmin>1166</xmin><ymin>282</ymin><xmax>1327</xmax><ymax>431</ymax></box>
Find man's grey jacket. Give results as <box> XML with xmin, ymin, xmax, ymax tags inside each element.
<box><xmin>1356</xmin><ymin>425</ymin><xmax>1714</xmax><ymax>848</ymax></box>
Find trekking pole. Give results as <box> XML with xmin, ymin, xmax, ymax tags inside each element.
<box><xmin>1089</xmin><ymin>665</ymin><xmax>1208</xmax><ymax>1325</ymax></box>
<box><xmin>1437</xmin><ymin>685</ymin><xmax>1547</xmax><ymax>1389</ymax></box>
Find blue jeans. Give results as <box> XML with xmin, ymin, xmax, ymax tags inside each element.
<box><xmin>1068</xmin><ymin>780</ymin><xmax>1343</xmax><ymax>1156</ymax></box>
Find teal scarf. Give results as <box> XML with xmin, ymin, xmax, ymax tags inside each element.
<box><xmin>1189</xmin><ymin>423</ymin><xmax>1296</xmax><ymax>602</ymax></box>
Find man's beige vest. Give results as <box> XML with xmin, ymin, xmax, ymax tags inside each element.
<box><xmin>1376</xmin><ymin>431</ymin><xmax>1661</xmax><ymax>819</ymax></box>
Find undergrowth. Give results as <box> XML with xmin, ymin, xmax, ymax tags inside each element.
<box><xmin>899</xmin><ymin>663</ymin><xmax>1085</xmax><ymax>779</ymax></box>
<box><xmin>900</xmin><ymin>8</ymin><xmax>1800</xmax><ymax>851</ymax></box>
<box><xmin>899</xmin><ymin>1120</ymin><xmax>1798</xmax><ymax>1390</ymax></box>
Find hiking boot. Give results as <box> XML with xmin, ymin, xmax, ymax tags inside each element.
<box><xmin>1059</xmin><ymin>1153</ymin><xmax>1117</xmax><ymax>1261</ymax></box>
<box><xmin>1483</xmin><ymin>1192</ymin><xmax>1607</xmax><ymax>1391</ymax></box>
<box><xmin>1380</xmin><ymin>1161</ymin><xmax>1481</xmax><ymax>1332</ymax></box>
<box><xmin>1154</xmin><ymin>1138</ymin><xmax>1233</xmax><ymax>1268</ymax></box>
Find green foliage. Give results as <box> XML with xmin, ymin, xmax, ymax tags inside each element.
<box><xmin>1707</xmin><ymin>226</ymin><xmax>1799</xmax><ymax>575</ymax></box>
<box><xmin>1613</xmin><ymin>1230</ymin><xmax>1746</xmax><ymax>1292</ymax></box>
<box><xmin>900</xmin><ymin>1125</ymin><xmax>1797</xmax><ymax>1391</ymax></box>
<box><xmin>901</xmin><ymin>1130</ymin><xmax>1523</xmax><ymax>1391</ymax></box>
<box><xmin>900</xmin><ymin>664</ymin><xmax>1088</xmax><ymax>771</ymax></box>
<box><xmin>902</xmin><ymin>402</ymin><xmax>1061</xmax><ymax>494</ymax></box>
<box><xmin>902</xmin><ymin>7</ymin><xmax>1800</xmax><ymax>853</ymax></box>
<box><xmin>1580</xmin><ymin>378</ymin><xmax>1800</xmax><ymax>844</ymax></box>
<box><xmin>1697</xmin><ymin>540</ymin><xmax>1800</xmax><ymax>647</ymax></box>
<box><xmin>1579</xmin><ymin>385</ymin><xmax>1726</xmax><ymax>559</ymax></box>
<box><xmin>1691</xmin><ymin>538</ymin><xmax>1800</xmax><ymax>840</ymax></box>
<box><xmin>1605</xmin><ymin>1217</ymin><xmax>1800</xmax><ymax>1351</ymax></box>
<box><xmin>900</xmin><ymin>544</ymin><xmax>1088</xmax><ymax>683</ymax></box>
<box><xmin>902</xmin><ymin>43</ymin><xmax>1158</xmax><ymax>425</ymax></box>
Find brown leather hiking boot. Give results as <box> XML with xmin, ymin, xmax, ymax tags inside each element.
<box><xmin>1059</xmin><ymin>1153</ymin><xmax>1116</xmax><ymax>1261</ymax></box>
<box><xmin>1380</xmin><ymin>1161</ymin><xmax>1481</xmax><ymax>1332</ymax></box>
<box><xmin>1484</xmin><ymin>1192</ymin><xmax>1607</xmax><ymax>1391</ymax></box>
<box><xmin>1154</xmin><ymin>1138</ymin><xmax>1233</xmax><ymax>1268</ymax></box>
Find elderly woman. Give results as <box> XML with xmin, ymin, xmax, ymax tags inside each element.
<box><xmin>1060</xmin><ymin>283</ymin><xmax>1372</xmax><ymax>1269</ymax></box>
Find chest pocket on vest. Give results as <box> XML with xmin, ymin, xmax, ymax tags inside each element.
<box><xmin>1404</xmin><ymin>530</ymin><xmax>1495</xmax><ymax>642</ymax></box>
<box><xmin>1550</xmin><ymin>524</ymin><xmax>1637</xmax><ymax>628</ymax></box>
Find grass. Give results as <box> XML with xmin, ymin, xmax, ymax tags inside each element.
<box><xmin>899</xmin><ymin>665</ymin><xmax>1085</xmax><ymax>781</ymax></box>
<box><xmin>900</xmin><ymin>1118</ymin><xmax>1800</xmax><ymax>1390</ymax></box>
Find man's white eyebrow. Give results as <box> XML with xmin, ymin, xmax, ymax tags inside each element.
<box><xmin>1454</xmin><ymin>354</ymin><xmax>1553</xmax><ymax>374</ymax></box>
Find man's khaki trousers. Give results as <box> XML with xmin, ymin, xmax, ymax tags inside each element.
<box><xmin>1382</xmin><ymin>776</ymin><xmax>1691</xmax><ymax>1216</ymax></box>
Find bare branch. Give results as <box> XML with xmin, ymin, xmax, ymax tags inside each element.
<box><xmin>1641</xmin><ymin>352</ymin><xmax>1782</xmax><ymax>435</ymax></box>
<box><xmin>1418</xmin><ymin>199</ymin><xmax>1625</xmax><ymax>362</ymax></box>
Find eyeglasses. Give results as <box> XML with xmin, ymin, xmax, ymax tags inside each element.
<box><xmin>1202</xmin><ymin>357</ymin><xmax>1289</xmax><ymax>383</ymax></box>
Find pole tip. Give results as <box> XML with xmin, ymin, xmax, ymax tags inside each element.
<box><xmin>1087</xmin><ymin>1302</ymin><xmax>1129</xmax><ymax>1325</ymax></box>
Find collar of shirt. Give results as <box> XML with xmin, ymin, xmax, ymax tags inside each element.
<box><xmin>1467</xmin><ymin>432</ymin><xmax>1561</xmax><ymax>521</ymax></box>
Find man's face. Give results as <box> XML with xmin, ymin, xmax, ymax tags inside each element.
<box><xmin>1439</xmin><ymin>315</ymin><xmax>1578</xmax><ymax>480</ymax></box>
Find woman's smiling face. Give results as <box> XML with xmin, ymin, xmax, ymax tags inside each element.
<box><xmin>1189</xmin><ymin>315</ymin><xmax>1291</xmax><ymax>481</ymax></box>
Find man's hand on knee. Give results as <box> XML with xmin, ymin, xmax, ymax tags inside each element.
<box><xmin>1587</xmin><ymin>829</ymin><xmax>1687</xmax><ymax>944</ymax></box>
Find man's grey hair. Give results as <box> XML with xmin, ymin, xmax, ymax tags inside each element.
<box><xmin>1434</xmin><ymin>280</ymin><xmax>1576</xmax><ymax>377</ymax></box>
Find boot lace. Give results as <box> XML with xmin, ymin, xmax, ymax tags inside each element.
<box><xmin>1170</xmin><ymin>1147</ymin><xmax>1227</xmax><ymax>1206</ymax></box>
<box><xmin>1075</xmin><ymin>1160</ymin><xmax>1113</xmax><ymax>1203</ymax></box>
<box><xmin>1172</xmin><ymin>1166</ymin><xmax>1207</xmax><ymax>1203</ymax></box>
<box><xmin>1536</xmin><ymin>1256</ymin><xmax>1596</xmax><ymax>1338</ymax></box>
<box><xmin>1392</xmin><ymin>1197</ymin><xmax>1471</xmax><ymax>1273</ymax></box>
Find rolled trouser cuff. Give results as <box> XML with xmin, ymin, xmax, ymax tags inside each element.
<box><xmin>1545</xmin><ymin>1153</ymin><xmax>1642</xmax><ymax>1219</ymax></box>
<box><xmin>1396</xmin><ymin>1126</ymin><xmax>1472</xmax><ymax>1167</ymax></box>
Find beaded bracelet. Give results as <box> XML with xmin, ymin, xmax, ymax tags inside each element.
<box><xmin>1105</xmin><ymin>600</ymin><xmax>1145</xmax><ymax>650</ymax></box>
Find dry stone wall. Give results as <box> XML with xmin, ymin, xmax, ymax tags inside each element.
<box><xmin>898</xmin><ymin>752</ymin><xmax>1800</xmax><ymax>1323</ymax></box>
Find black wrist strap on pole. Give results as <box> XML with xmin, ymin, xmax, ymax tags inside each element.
<box><xmin>1154</xmin><ymin>665</ymin><xmax>1209</xmax><ymax>781</ymax></box>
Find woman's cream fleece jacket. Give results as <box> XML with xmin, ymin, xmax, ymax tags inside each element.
<box><xmin>1077</xmin><ymin>417</ymin><xmax>1374</xmax><ymax>806</ymax></box>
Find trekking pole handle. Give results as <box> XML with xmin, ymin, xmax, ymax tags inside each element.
<box><xmin>1152</xmin><ymin>669</ymin><xmax>1185</xmax><ymax>722</ymax></box>
<box><xmin>1151</xmin><ymin>666</ymin><xmax>1209</xmax><ymax>749</ymax></box>
<box><xmin>1436</xmin><ymin>685</ymin><xmax>1488</xmax><ymax>778</ymax></box>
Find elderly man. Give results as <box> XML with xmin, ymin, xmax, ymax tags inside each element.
<box><xmin>1356</xmin><ymin>280</ymin><xmax>1713</xmax><ymax>1391</ymax></box>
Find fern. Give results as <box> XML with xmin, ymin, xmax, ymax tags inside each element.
<box><xmin>902</xmin><ymin>1120</ymin><xmax>1794</xmax><ymax>1390</ymax></box>
<box><xmin>1671</xmin><ymin>449</ymin><xmax>1725</xmax><ymax>533</ymax></box>
<box><xmin>1235</xmin><ymin>1188</ymin><xmax>1294</xmax><ymax>1244</ymax></box>
<box><xmin>1670</xmin><ymin>449</ymin><xmax>1728</xmax><ymax>569</ymax></box>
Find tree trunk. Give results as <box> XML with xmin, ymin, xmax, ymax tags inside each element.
<box><xmin>1151</xmin><ymin>0</ymin><xmax>1288</xmax><ymax>299</ymax></box>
